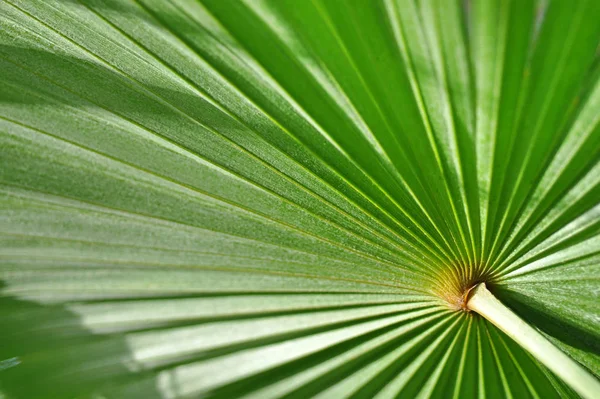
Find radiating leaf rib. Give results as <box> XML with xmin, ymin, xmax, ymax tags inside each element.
<box><xmin>311</xmin><ymin>314</ymin><xmax>456</xmax><ymax>398</ymax></box>
<box><xmin>3</xmin><ymin>0</ymin><xmax>412</xmax><ymax>264</ymax></box>
<box><xmin>146</xmin><ymin>309</ymin><xmax>441</xmax><ymax>397</ymax></box>
<box><xmin>414</xmin><ymin>316</ymin><xmax>466</xmax><ymax>398</ymax></box>
<box><xmin>485</xmin><ymin>0</ymin><xmax>600</xmax><ymax>272</ymax></box>
<box><xmin>384</xmin><ymin>0</ymin><xmax>469</xmax><ymax>264</ymax></box>
<box><xmin>492</xmin><ymin>76</ymin><xmax>600</xmax><ymax>273</ymax></box>
<box><xmin>227</xmin><ymin>310</ymin><xmax>446</xmax><ymax>399</ymax></box>
<box><xmin>471</xmin><ymin>0</ymin><xmax>515</xmax><ymax>264</ymax></box>
<box><xmin>236</xmin><ymin>0</ymin><xmax>450</xmax><ymax>262</ymax></box>
<box><xmin>1</xmin><ymin>0</ymin><xmax>599</xmax><ymax>398</ymax></box>
<box><xmin>494</xmin><ymin>329</ymin><xmax>542</xmax><ymax>399</ymax></box>
<box><xmin>484</xmin><ymin>323</ymin><xmax>513</xmax><ymax>399</ymax></box>
<box><xmin>3</xmin><ymin>121</ymin><xmax>435</xmax><ymax>286</ymax></box>
<box><xmin>392</xmin><ymin>0</ymin><xmax>480</xmax><ymax>268</ymax></box>
<box><xmin>63</xmin><ymin>0</ymin><xmax>460</xmax><ymax>268</ymax></box>
<box><xmin>373</xmin><ymin>315</ymin><xmax>462</xmax><ymax>398</ymax></box>
<box><xmin>451</xmin><ymin>317</ymin><xmax>476</xmax><ymax>399</ymax></box>
<box><xmin>422</xmin><ymin>0</ymin><xmax>480</xmax><ymax>265</ymax></box>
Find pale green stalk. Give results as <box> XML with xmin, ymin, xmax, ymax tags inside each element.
<box><xmin>468</xmin><ymin>283</ymin><xmax>600</xmax><ymax>399</ymax></box>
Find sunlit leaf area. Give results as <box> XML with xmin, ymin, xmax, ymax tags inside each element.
<box><xmin>1</xmin><ymin>0</ymin><xmax>599</xmax><ymax>398</ymax></box>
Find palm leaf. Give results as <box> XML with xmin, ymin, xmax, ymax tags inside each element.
<box><xmin>1</xmin><ymin>0</ymin><xmax>599</xmax><ymax>398</ymax></box>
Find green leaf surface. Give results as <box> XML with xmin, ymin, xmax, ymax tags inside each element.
<box><xmin>0</xmin><ymin>0</ymin><xmax>599</xmax><ymax>398</ymax></box>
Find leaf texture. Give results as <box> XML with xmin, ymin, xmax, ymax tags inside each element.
<box><xmin>0</xmin><ymin>0</ymin><xmax>599</xmax><ymax>398</ymax></box>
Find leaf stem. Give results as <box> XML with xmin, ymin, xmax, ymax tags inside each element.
<box><xmin>467</xmin><ymin>283</ymin><xmax>600</xmax><ymax>399</ymax></box>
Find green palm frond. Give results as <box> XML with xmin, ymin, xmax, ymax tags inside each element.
<box><xmin>1</xmin><ymin>0</ymin><xmax>599</xmax><ymax>398</ymax></box>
